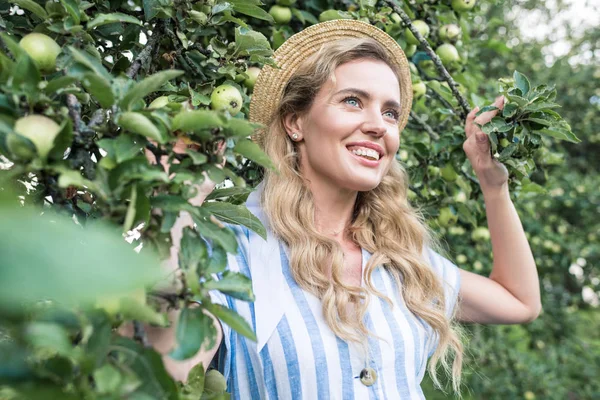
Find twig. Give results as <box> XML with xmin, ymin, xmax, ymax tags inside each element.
<box><xmin>427</xmin><ymin>88</ymin><xmax>455</xmax><ymax>113</ymax></box>
<box><xmin>127</xmin><ymin>21</ymin><xmax>165</xmax><ymax>79</ymax></box>
<box><xmin>387</xmin><ymin>2</ymin><xmax>471</xmax><ymax>119</ymax></box>
<box><xmin>409</xmin><ymin>111</ymin><xmax>440</xmax><ymax>140</ymax></box>
<box><xmin>133</xmin><ymin>321</ymin><xmax>151</xmax><ymax>347</ymax></box>
<box><xmin>66</xmin><ymin>94</ymin><xmax>86</xmax><ymax>138</ymax></box>
<box><xmin>88</xmin><ymin>109</ymin><xmax>106</xmax><ymax>128</ymax></box>
<box><xmin>164</xmin><ymin>20</ymin><xmax>206</xmax><ymax>80</ymax></box>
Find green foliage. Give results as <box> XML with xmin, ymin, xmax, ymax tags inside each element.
<box><xmin>0</xmin><ymin>0</ymin><xmax>597</xmax><ymax>398</ymax></box>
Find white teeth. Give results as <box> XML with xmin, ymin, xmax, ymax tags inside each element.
<box><xmin>350</xmin><ymin>148</ymin><xmax>380</xmax><ymax>160</ymax></box>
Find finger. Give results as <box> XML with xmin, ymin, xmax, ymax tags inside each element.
<box><xmin>474</xmin><ymin>96</ymin><xmax>505</xmax><ymax>125</ymax></box>
<box><xmin>465</xmin><ymin>106</ymin><xmax>480</xmax><ymax>139</ymax></box>
<box><xmin>475</xmin><ymin>131</ymin><xmax>491</xmax><ymax>156</ymax></box>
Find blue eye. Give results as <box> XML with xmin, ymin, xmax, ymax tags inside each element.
<box><xmin>343</xmin><ymin>96</ymin><xmax>360</xmax><ymax>107</ymax></box>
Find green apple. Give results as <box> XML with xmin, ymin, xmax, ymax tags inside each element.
<box><xmin>210</xmin><ymin>84</ymin><xmax>243</xmax><ymax>116</ymax></box>
<box><xmin>9</xmin><ymin>115</ymin><xmax>61</xmax><ymax>160</ymax></box>
<box><xmin>451</xmin><ymin>0</ymin><xmax>477</xmax><ymax>12</ymax></box>
<box><xmin>404</xmin><ymin>44</ymin><xmax>416</xmax><ymax>58</ymax></box>
<box><xmin>19</xmin><ymin>33</ymin><xmax>61</xmax><ymax>74</ymax></box>
<box><xmin>204</xmin><ymin>369</ymin><xmax>227</xmax><ymax>393</ymax></box>
<box><xmin>439</xmin><ymin>24</ymin><xmax>461</xmax><ymax>42</ymax></box>
<box><xmin>436</xmin><ymin>43</ymin><xmax>460</xmax><ymax>64</ymax></box>
<box><xmin>441</xmin><ymin>163</ymin><xmax>458</xmax><ymax>182</ymax></box>
<box><xmin>438</xmin><ymin>207</ymin><xmax>457</xmax><ymax>227</ymax></box>
<box><xmin>405</xmin><ymin>20</ymin><xmax>430</xmax><ymax>45</ymax></box>
<box><xmin>471</xmin><ymin>226</ymin><xmax>491</xmax><ymax>242</ymax></box>
<box><xmin>243</xmin><ymin>67</ymin><xmax>261</xmax><ymax>90</ymax></box>
<box><xmin>412</xmin><ymin>81</ymin><xmax>426</xmax><ymax>99</ymax></box>
<box><xmin>269</xmin><ymin>5</ymin><xmax>292</xmax><ymax>24</ymax></box>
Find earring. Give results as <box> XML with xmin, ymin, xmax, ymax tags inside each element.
<box><xmin>292</xmin><ymin>133</ymin><xmax>299</xmax><ymax>141</ymax></box>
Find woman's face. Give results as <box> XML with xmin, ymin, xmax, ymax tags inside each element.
<box><xmin>288</xmin><ymin>58</ymin><xmax>402</xmax><ymax>193</ymax></box>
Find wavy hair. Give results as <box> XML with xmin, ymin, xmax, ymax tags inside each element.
<box><xmin>258</xmin><ymin>37</ymin><xmax>464</xmax><ymax>394</ymax></box>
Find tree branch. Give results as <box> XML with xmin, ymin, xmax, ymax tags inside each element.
<box><xmin>127</xmin><ymin>21</ymin><xmax>165</xmax><ymax>79</ymax></box>
<box><xmin>387</xmin><ymin>2</ymin><xmax>471</xmax><ymax>119</ymax></box>
<box><xmin>133</xmin><ymin>321</ymin><xmax>151</xmax><ymax>347</ymax></box>
<box><xmin>164</xmin><ymin>20</ymin><xmax>206</xmax><ymax>80</ymax></box>
<box><xmin>409</xmin><ymin>110</ymin><xmax>440</xmax><ymax>140</ymax></box>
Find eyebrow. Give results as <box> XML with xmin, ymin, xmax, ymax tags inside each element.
<box><xmin>334</xmin><ymin>88</ymin><xmax>401</xmax><ymax>110</ymax></box>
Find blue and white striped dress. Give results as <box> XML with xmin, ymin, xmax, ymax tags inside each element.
<box><xmin>208</xmin><ymin>188</ymin><xmax>461</xmax><ymax>399</ymax></box>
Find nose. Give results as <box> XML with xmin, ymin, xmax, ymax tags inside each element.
<box><xmin>360</xmin><ymin>107</ymin><xmax>387</xmax><ymax>137</ymax></box>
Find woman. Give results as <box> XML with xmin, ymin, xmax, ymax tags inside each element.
<box><xmin>145</xmin><ymin>20</ymin><xmax>541</xmax><ymax>399</ymax></box>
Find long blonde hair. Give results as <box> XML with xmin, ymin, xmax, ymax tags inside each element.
<box><xmin>258</xmin><ymin>37</ymin><xmax>464</xmax><ymax>394</ymax></box>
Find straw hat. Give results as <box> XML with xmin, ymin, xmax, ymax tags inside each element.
<box><xmin>249</xmin><ymin>19</ymin><xmax>413</xmax><ymax>146</ymax></box>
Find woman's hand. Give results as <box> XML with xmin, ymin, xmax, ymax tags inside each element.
<box><xmin>463</xmin><ymin>96</ymin><xmax>509</xmax><ymax>194</ymax></box>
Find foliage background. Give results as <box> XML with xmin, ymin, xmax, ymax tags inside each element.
<box><xmin>0</xmin><ymin>0</ymin><xmax>598</xmax><ymax>399</ymax></box>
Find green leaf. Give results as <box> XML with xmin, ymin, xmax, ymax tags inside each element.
<box><xmin>180</xmin><ymin>228</ymin><xmax>209</xmax><ymax>271</ymax></box>
<box><xmin>79</xmin><ymin>73</ymin><xmax>115</xmax><ymax>108</ymax></box>
<box><xmin>24</xmin><ymin>322</ymin><xmax>72</xmax><ymax>357</ymax></box>
<box><xmin>93</xmin><ymin>364</ymin><xmax>122</xmax><ymax>394</ymax></box>
<box><xmin>121</xmin><ymin>70</ymin><xmax>184</xmax><ymax>110</ymax></box>
<box><xmin>204</xmin><ymin>302</ymin><xmax>256</xmax><ymax>341</ymax></box>
<box><xmin>191</xmin><ymin>214</ymin><xmax>238</xmax><ymax>254</ymax></box>
<box><xmin>59</xmin><ymin>0</ymin><xmax>80</xmax><ymax>25</ymax></box>
<box><xmin>45</xmin><ymin>76</ymin><xmax>78</xmax><ymax>94</ymax></box>
<box><xmin>225</xmin><ymin>118</ymin><xmax>262</xmax><ymax>137</ymax></box>
<box><xmin>539</xmin><ymin>127</ymin><xmax>581</xmax><ymax>143</ymax></box>
<box><xmin>234</xmin><ymin>27</ymin><xmax>273</xmax><ymax>57</ymax></box>
<box><xmin>69</xmin><ymin>46</ymin><xmax>112</xmax><ymax>81</ymax></box>
<box><xmin>201</xmin><ymin>201</ymin><xmax>266</xmax><ymax>240</ymax></box>
<box><xmin>502</xmin><ymin>103</ymin><xmax>519</xmax><ymax>118</ymax></box>
<box><xmin>170</xmin><ymin>307</ymin><xmax>216</xmax><ymax>360</ymax></box>
<box><xmin>229</xmin><ymin>0</ymin><xmax>273</xmax><ymax>22</ymax></box>
<box><xmin>513</xmin><ymin>71</ymin><xmax>531</xmax><ymax>97</ymax></box>
<box><xmin>185</xmin><ymin>363</ymin><xmax>206</xmax><ymax>396</ymax></box>
<box><xmin>143</xmin><ymin>0</ymin><xmax>160</xmax><ymax>20</ymax></box>
<box><xmin>205</xmin><ymin>245</ymin><xmax>228</xmax><ymax>275</ymax></box>
<box><xmin>186</xmin><ymin>149</ymin><xmax>208</xmax><ymax>165</ymax></box>
<box><xmin>10</xmin><ymin>0</ymin><xmax>48</xmax><ymax>19</ymax></box>
<box><xmin>48</xmin><ymin>117</ymin><xmax>73</xmax><ymax>161</ymax></box>
<box><xmin>205</xmin><ymin>186</ymin><xmax>253</xmax><ymax>201</ymax></box>
<box><xmin>120</xmin><ymin>297</ymin><xmax>168</xmax><ymax>326</ymax></box>
<box><xmin>118</xmin><ymin>112</ymin><xmax>167</xmax><ymax>143</ymax></box>
<box><xmin>0</xmin><ymin>203</ymin><xmax>163</xmax><ymax>313</ymax></box>
<box><xmin>205</xmin><ymin>271</ymin><xmax>254</xmax><ymax>302</ymax></box>
<box><xmin>87</xmin><ymin>12</ymin><xmax>143</xmax><ymax>30</ymax></box>
<box><xmin>233</xmin><ymin>139</ymin><xmax>276</xmax><ymax>171</ymax></box>
<box><xmin>475</xmin><ymin>105</ymin><xmax>498</xmax><ymax>116</ymax></box>
<box><xmin>172</xmin><ymin>110</ymin><xmax>226</xmax><ymax>133</ymax></box>
<box><xmin>112</xmin><ymin>337</ymin><xmax>178</xmax><ymax>400</ymax></box>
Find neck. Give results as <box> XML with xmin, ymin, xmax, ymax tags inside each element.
<box><xmin>308</xmin><ymin>179</ymin><xmax>358</xmax><ymax>241</ymax></box>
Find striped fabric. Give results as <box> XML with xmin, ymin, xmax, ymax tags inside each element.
<box><xmin>209</xmin><ymin>223</ymin><xmax>461</xmax><ymax>400</ymax></box>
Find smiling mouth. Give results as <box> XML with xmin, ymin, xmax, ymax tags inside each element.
<box><xmin>346</xmin><ymin>147</ymin><xmax>381</xmax><ymax>161</ymax></box>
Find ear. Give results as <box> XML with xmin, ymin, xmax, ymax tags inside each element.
<box><xmin>282</xmin><ymin>113</ymin><xmax>304</xmax><ymax>139</ymax></box>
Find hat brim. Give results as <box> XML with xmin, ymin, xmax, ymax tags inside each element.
<box><xmin>249</xmin><ymin>19</ymin><xmax>413</xmax><ymax>146</ymax></box>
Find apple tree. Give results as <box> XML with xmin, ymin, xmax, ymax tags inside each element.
<box><xmin>0</xmin><ymin>0</ymin><xmax>595</xmax><ymax>398</ymax></box>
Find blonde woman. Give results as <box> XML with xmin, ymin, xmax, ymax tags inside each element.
<box><xmin>141</xmin><ymin>20</ymin><xmax>541</xmax><ymax>399</ymax></box>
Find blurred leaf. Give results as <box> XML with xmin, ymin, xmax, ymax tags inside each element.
<box><xmin>81</xmin><ymin>72</ymin><xmax>115</xmax><ymax>108</ymax></box>
<box><xmin>59</xmin><ymin>0</ymin><xmax>80</xmax><ymax>25</ymax></box>
<box><xmin>112</xmin><ymin>337</ymin><xmax>178</xmax><ymax>400</ymax></box>
<box><xmin>10</xmin><ymin>0</ymin><xmax>48</xmax><ymax>19</ymax></box>
<box><xmin>0</xmin><ymin>204</ymin><xmax>163</xmax><ymax>313</ymax></box>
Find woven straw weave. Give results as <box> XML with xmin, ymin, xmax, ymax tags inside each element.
<box><xmin>248</xmin><ymin>19</ymin><xmax>413</xmax><ymax>146</ymax></box>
